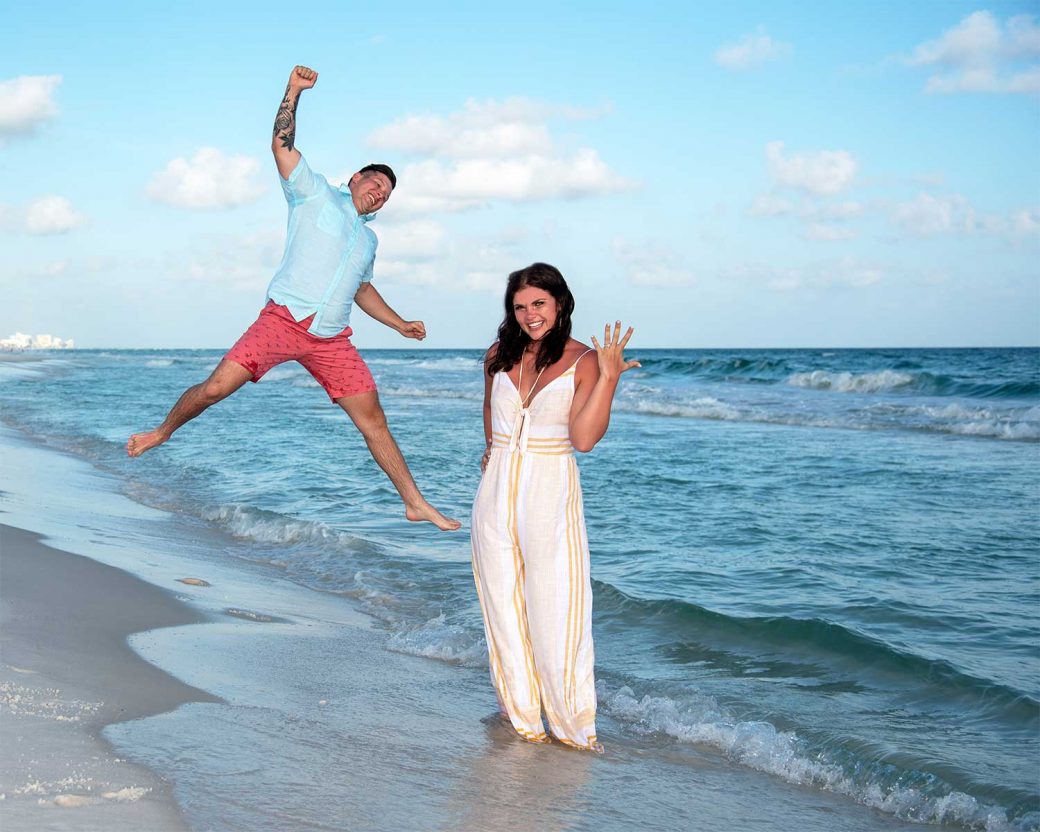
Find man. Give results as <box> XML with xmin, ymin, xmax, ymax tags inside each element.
<box><xmin>127</xmin><ymin>65</ymin><xmax>459</xmax><ymax>531</ymax></box>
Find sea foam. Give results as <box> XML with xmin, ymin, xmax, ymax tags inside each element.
<box><xmin>602</xmin><ymin>684</ymin><xmax>1027</xmax><ymax>831</ymax></box>
<box><xmin>787</xmin><ymin>369</ymin><xmax>918</xmax><ymax>394</ymax></box>
<box><xmin>386</xmin><ymin>614</ymin><xmax>487</xmax><ymax>667</ymax></box>
<box><xmin>201</xmin><ymin>504</ymin><xmax>369</xmax><ymax>551</ymax></box>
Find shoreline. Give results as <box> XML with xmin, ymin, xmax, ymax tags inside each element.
<box><xmin>0</xmin><ymin>524</ymin><xmax>218</xmax><ymax>830</ymax></box>
<box><xmin>0</xmin><ymin>417</ymin><xmax>962</xmax><ymax>832</ymax></box>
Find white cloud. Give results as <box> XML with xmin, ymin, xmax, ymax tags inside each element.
<box><xmin>612</xmin><ymin>238</ymin><xmax>695</xmax><ymax>287</ymax></box>
<box><xmin>367</xmin><ymin>98</ymin><xmax>607</xmax><ymax>160</ymax></box>
<box><xmin>24</xmin><ymin>196</ymin><xmax>86</xmax><ymax>234</ymax></box>
<box><xmin>803</xmin><ymin>201</ymin><xmax>864</xmax><ymax>240</ymax></box>
<box><xmin>748</xmin><ymin>190</ymin><xmax>864</xmax><ymax>240</ymax></box>
<box><xmin>804</xmin><ymin>223</ymin><xmax>858</xmax><ymax>242</ymax></box>
<box><xmin>830</xmin><ymin>258</ymin><xmax>883</xmax><ymax>287</ymax></box>
<box><xmin>371</xmin><ymin>224</ymin><xmax>532</xmax><ymax>289</ymax></box>
<box><xmin>766</xmin><ymin>141</ymin><xmax>858</xmax><ymax>195</ymax></box>
<box><xmin>892</xmin><ymin>192</ymin><xmax>978</xmax><ymax>236</ymax></box>
<box><xmin>24</xmin><ymin>260</ymin><xmax>69</xmax><ymax>279</ymax></box>
<box><xmin>909</xmin><ymin>10</ymin><xmax>1002</xmax><ymax>67</ymax></box>
<box><xmin>147</xmin><ymin>148</ymin><xmax>266</xmax><ymax>209</ymax></box>
<box><xmin>749</xmin><ymin>194</ymin><xmax>795</xmax><ymax>217</ymax></box>
<box><xmin>729</xmin><ymin>257</ymin><xmax>882</xmax><ymax>291</ymax></box>
<box><xmin>1008</xmin><ymin>14</ymin><xmax>1040</xmax><ymax>55</ymax></box>
<box><xmin>725</xmin><ymin>262</ymin><xmax>798</xmax><ymax>291</ymax></box>
<box><xmin>819</xmin><ymin>201</ymin><xmax>863</xmax><ymax>220</ymax></box>
<box><xmin>1011</xmin><ymin>207</ymin><xmax>1040</xmax><ymax>237</ymax></box>
<box><xmin>890</xmin><ymin>192</ymin><xmax>1039</xmax><ymax>240</ymax></box>
<box><xmin>2</xmin><ymin>196</ymin><xmax>87</xmax><ymax>235</ymax></box>
<box><xmin>369</xmin><ymin>115</ymin><xmax>553</xmax><ymax>159</ymax></box>
<box><xmin>907</xmin><ymin>11</ymin><xmax>1040</xmax><ymax>94</ymax></box>
<box><xmin>715</xmin><ymin>27</ymin><xmax>792</xmax><ymax>71</ymax></box>
<box><xmin>372</xmin><ymin>261</ymin><xmax>442</xmax><ymax>286</ymax></box>
<box><xmin>748</xmin><ymin>192</ymin><xmax>861</xmax><ymax>220</ymax></box>
<box><xmin>0</xmin><ymin>75</ymin><xmax>61</xmax><ymax>136</ymax></box>
<box><xmin>372</xmin><ymin>219</ymin><xmax>448</xmax><ymax>262</ymax></box>
<box><xmin>364</xmin><ymin>98</ymin><xmax>631</xmax><ymax>215</ymax></box>
<box><xmin>767</xmin><ymin>270</ymin><xmax>803</xmax><ymax>292</ymax></box>
<box><xmin>377</xmin><ymin>151</ymin><xmax>636</xmax><ymax>216</ymax></box>
<box><xmin>750</xmin><ymin>194</ymin><xmax>863</xmax><ymax>221</ymax></box>
<box><xmin>408</xmin><ymin>152</ymin><xmax>632</xmax><ymax>200</ymax></box>
<box><xmin>0</xmin><ymin>203</ymin><xmax>17</xmax><ymax>231</ymax></box>
<box><xmin>923</xmin><ymin>64</ymin><xmax>1040</xmax><ymax>94</ymax></box>
<box><xmin>174</xmin><ymin>230</ymin><xmax>284</xmax><ymax>290</ymax></box>
<box><xmin>376</xmin><ymin>191</ymin><xmax>485</xmax><ymax>216</ymax></box>
<box><xmin>456</xmin><ymin>230</ymin><xmax>532</xmax><ymax>291</ymax></box>
<box><xmin>1004</xmin><ymin>64</ymin><xmax>1040</xmax><ymax>93</ymax></box>
<box><xmin>7</xmin><ymin>260</ymin><xmax>70</xmax><ymax>281</ymax></box>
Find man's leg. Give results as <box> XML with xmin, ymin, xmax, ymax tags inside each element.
<box><xmin>127</xmin><ymin>360</ymin><xmax>253</xmax><ymax>457</ymax></box>
<box><xmin>336</xmin><ymin>391</ymin><xmax>460</xmax><ymax>531</ymax></box>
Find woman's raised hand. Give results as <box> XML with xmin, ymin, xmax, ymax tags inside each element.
<box><xmin>590</xmin><ymin>321</ymin><xmax>640</xmax><ymax>382</ymax></box>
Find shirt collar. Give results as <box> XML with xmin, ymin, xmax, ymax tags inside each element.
<box><xmin>338</xmin><ymin>184</ymin><xmax>376</xmax><ymax>222</ymax></box>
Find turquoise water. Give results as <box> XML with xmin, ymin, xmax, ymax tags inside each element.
<box><xmin>1</xmin><ymin>347</ymin><xmax>1037</xmax><ymax>830</ymax></box>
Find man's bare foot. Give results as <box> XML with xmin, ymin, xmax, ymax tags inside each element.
<box><xmin>126</xmin><ymin>430</ymin><xmax>168</xmax><ymax>458</ymax></box>
<box><xmin>405</xmin><ymin>501</ymin><xmax>461</xmax><ymax>531</ymax></box>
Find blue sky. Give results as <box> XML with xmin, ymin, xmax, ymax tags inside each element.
<box><xmin>3</xmin><ymin>1</ymin><xmax>1038</xmax><ymax>348</ymax></box>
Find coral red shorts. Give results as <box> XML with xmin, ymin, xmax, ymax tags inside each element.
<box><xmin>225</xmin><ymin>301</ymin><xmax>376</xmax><ymax>401</ymax></box>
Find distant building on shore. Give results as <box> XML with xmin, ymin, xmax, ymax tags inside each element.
<box><xmin>0</xmin><ymin>333</ymin><xmax>75</xmax><ymax>351</ymax></box>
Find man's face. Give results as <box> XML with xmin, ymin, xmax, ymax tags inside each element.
<box><xmin>349</xmin><ymin>171</ymin><xmax>393</xmax><ymax>214</ymax></box>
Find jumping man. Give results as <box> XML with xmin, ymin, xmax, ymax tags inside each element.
<box><xmin>127</xmin><ymin>66</ymin><xmax>460</xmax><ymax>531</ymax></box>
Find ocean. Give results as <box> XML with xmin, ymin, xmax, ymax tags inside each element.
<box><xmin>0</xmin><ymin>346</ymin><xmax>1037</xmax><ymax>831</ymax></box>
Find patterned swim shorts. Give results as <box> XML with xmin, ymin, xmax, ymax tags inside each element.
<box><xmin>225</xmin><ymin>301</ymin><xmax>376</xmax><ymax>401</ymax></box>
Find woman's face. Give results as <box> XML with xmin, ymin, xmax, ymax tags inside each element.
<box><xmin>512</xmin><ymin>286</ymin><xmax>559</xmax><ymax>342</ymax></box>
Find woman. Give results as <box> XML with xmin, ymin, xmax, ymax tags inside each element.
<box><xmin>470</xmin><ymin>262</ymin><xmax>639</xmax><ymax>751</ymax></box>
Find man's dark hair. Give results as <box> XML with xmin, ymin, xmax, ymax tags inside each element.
<box><xmin>358</xmin><ymin>163</ymin><xmax>396</xmax><ymax>190</ymax></box>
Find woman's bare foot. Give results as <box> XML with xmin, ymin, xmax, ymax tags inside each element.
<box><xmin>405</xmin><ymin>500</ymin><xmax>461</xmax><ymax>531</ymax></box>
<box><xmin>126</xmin><ymin>429</ymin><xmax>168</xmax><ymax>458</ymax></box>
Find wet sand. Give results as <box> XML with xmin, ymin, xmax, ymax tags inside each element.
<box><xmin>0</xmin><ymin>524</ymin><xmax>218</xmax><ymax>831</ymax></box>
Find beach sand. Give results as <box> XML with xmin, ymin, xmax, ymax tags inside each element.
<box><xmin>0</xmin><ymin>524</ymin><xmax>217</xmax><ymax>830</ymax></box>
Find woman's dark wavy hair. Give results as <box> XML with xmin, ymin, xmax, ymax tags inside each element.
<box><xmin>487</xmin><ymin>262</ymin><xmax>574</xmax><ymax>376</ymax></box>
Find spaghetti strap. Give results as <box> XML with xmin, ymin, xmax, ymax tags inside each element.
<box><xmin>566</xmin><ymin>349</ymin><xmax>595</xmax><ymax>374</ymax></box>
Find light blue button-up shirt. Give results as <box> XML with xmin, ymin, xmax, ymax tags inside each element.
<box><xmin>265</xmin><ymin>156</ymin><xmax>378</xmax><ymax>338</ymax></box>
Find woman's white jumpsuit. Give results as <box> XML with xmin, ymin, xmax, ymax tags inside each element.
<box><xmin>470</xmin><ymin>357</ymin><xmax>599</xmax><ymax>750</ymax></box>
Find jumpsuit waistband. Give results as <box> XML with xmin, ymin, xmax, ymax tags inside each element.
<box><xmin>491</xmin><ymin>430</ymin><xmax>573</xmax><ymax>456</ymax></box>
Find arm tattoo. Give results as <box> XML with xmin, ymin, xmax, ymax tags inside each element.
<box><xmin>273</xmin><ymin>83</ymin><xmax>300</xmax><ymax>152</ymax></box>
